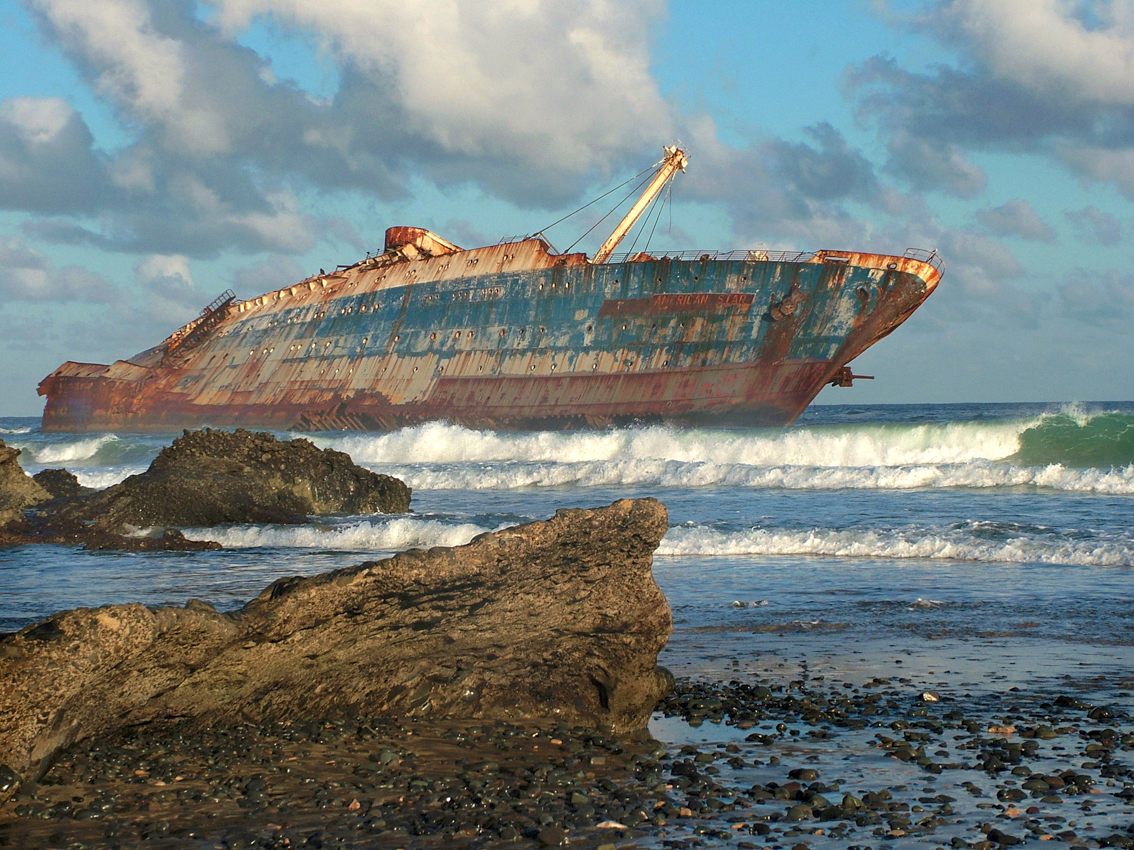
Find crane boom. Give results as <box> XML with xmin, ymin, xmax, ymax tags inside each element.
<box><xmin>592</xmin><ymin>145</ymin><xmax>687</xmax><ymax>264</ymax></box>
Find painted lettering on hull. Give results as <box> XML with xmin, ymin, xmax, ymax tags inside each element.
<box><xmin>597</xmin><ymin>293</ymin><xmax>755</xmax><ymax>317</ymax></box>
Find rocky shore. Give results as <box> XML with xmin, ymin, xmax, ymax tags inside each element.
<box><xmin>0</xmin><ymin>429</ymin><xmax>411</xmax><ymax>549</ymax></box>
<box><xmin>3</xmin><ymin>429</ymin><xmax>1132</xmax><ymax>850</ymax></box>
<box><xmin>2</xmin><ymin>666</ymin><xmax>1131</xmax><ymax>850</ymax></box>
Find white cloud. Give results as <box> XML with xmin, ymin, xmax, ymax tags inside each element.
<box><xmin>137</xmin><ymin>253</ymin><xmax>194</xmax><ymax>288</ymax></box>
<box><xmin>0</xmin><ymin>97</ymin><xmax>75</xmax><ymax>145</ymax></box>
<box><xmin>941</xmin><ymin>0</ymin><xmax>1134</xmax><ymax>106</ymax></box>
<box><xmin>28</xmin><ymin>0</ymin><xmax>230</xmax><ymax>155</ymax></box>
<box><xmin>0</xmin><ymin>96</ymin><xmax>109</xmax><ymax>213</ymax></box>
<box><xmin>210</xmin><ymin>0</ymin><xmax>673</xmax><ymax>172</ymax></box>
<box><xmin>0</xmin><ymin>236</ymin><xmax>117</xmax><ymax>302</ymax></box>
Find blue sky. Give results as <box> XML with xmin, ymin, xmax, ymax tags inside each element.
<box><xmin>1</xmin><ymin>0</ymin><xmax>1132</xmax><ymax>415</ymax></box>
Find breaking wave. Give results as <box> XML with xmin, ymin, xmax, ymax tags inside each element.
<box><xmin>183</xmin><ymin>515</ymin><xmax>1134</xmax><ymax>568</ymax></box>
<box><xmin>385</xmin><ymin>458</ymin><xmax>1134</xmax><ymax>494</ymax></box>
<box><xmin>1011</xmin><ymin>409</ymin><xmax>1134</xmax><ymax>469</ymax></box>
<box><xmin>27</xmin><ymin>435</ymin><xmax>120</xmax><ymax>464</ymax></box>
<box><xmin>316</xmin><ymin>419</ymin><xmax>1025</xmax><ymax>468</ymax></box>
<box><xmin>304</xmin><ymin>411</ymin><xmax>1134</xmax><ymax>494</ymax></box>
<box><xmin>657</xmin><ymin>522</ymin><xmax>1134</xmax><ymax>567</ymax></box>
<box><xmin>183</xmin><ymin>516</ymin><xmax>496</xmax><ymax>552</ymax></box>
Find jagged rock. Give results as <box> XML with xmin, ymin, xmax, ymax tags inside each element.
<box><xmin>0</xmin><ymin>439</ymin><xmax>48</xmax><ymax>528</ymax></box>
<box><xmin>82</xmin><ymin>529</ymin><xmax>222</xmax><ymax>552</ymax></box>
<box><xmin>31</xmin><ymin>468</ymin><xmax>87</xmax><ymax>499</ymax></box>
<box><xmin>0</xmin><ymin>498</ymin><xmax>672</xmax><ymax>795</ymax></box>
<box><xmin>51</xmin><ymin>428</ymin><xmax>411</xmax><ymax>533</ymax></box>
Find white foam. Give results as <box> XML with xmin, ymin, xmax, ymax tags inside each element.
<box><xmin>31</xmin><ymin>435</ymin><xmax>118</xmax><ymax>464</ymax></box>
<box><xmin>183</xmin><ymin>517</ymin><xmax>496</xmax><ymax>551</ymax></box>
<box><xmin>71</xmin><ymin>467</ymin><xmax>142</xmax><ymax>490</ymax></box>
<box><xmin>380</xmin><ymin>457</ymin><xmax>1134</xmax><ymax>495</ymax></box>
<box><xmin>0</xmin><ymin>426</ymin><xmax>32</xmax><ymax>435</ymax></box>
<box><xmin>656</xmin><ymin>524</ymin><xmax>1134</xmax><ymax>567</ymax></box>
<box><xmin>313</xmin><ymin>419</ymin><xmax>1028</xmax><ymax>469</ymax></box>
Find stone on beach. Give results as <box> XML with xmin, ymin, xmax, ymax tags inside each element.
<box><xmin>48</xmin><ymin>427</ymin><xmax>412</xmax><ymax>533</ymax></box>
<box><xmin>0</xmin><ymin>498</ymin><xmax>672</xmax><ymax>796</ymax></box>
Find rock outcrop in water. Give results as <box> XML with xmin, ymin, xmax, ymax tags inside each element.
<box><xmin>0</xmin><ymin>498</ymin><xmax>672</xmax><ymax>796</ymax></box>
<box><xmin>48</xmin><ymin>428</ymin><xmax>412</xmax><ymax>534</ymax></box>
<box><xmin>0</xmin><ymin>440</ymin><xmax>48</xmax><ymax>528</ymax></box>
<box><xmin>30</xmin><ymin>468</ymin><xmax>88</xmax><ymax>500</ymax></box>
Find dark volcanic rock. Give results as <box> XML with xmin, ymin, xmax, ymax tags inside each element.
<box><xmin>82</xmin><ymin>528</ymin><xmax>221</xmax><ymax>551</ymax></box>
<box><xmin>53</xmin><ymin>428</ymin><xmax>411</xmax><ymax>533</ymax></box>
<box><xmin>0</xmin><ymin>439</ymin><xmax>48</xmax><ymax>527</ymax></box>
<box><xmin>0</xmin><ymin>498</ymin><xmax>672</xmax><ymax>795</ymax></box>
<box><xmin>31</xmin><ymin>468</ymin><xmax>87</xmax><ymax>499</ymax></box>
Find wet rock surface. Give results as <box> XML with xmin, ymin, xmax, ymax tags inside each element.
<box><xmin>2</xmin><ymin>670</ymin><xmax>1130</xmax><ymax>849</ymax></box>
<box><xmin>48</xmin><ymin>428</ymin><xmax>412</xmax><ymax>533</ymax></box>
<box><xmin>0</xmin><ymin>498</ymin><xmax>673</xmax><ymax>793</ymax></box>
<box><xmin>30</xmin><ymin>469</ymin><xmax>88</xmax><ymax>500</ymax></box>
<box><xmin>0</xmin><ymin>718</ymin><xmax>670</xmax><ymax>850</ymax></box>
<box><xmin>0</xmin><ymin>439</ymin><xmax>48</xmax><ymax>528</ymax></box>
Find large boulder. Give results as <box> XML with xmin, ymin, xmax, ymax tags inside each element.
<box><xmin>52</xmin><ymin>428</ymin><xmax>411</xmax><ymax>533</ymax></box>
<box><xmin>0</xmin><ymin>498</ymin><xmax>672</xmax><ymax>796</ymax></box>
<box><xmin>0</xmin><ymin>439</ymin><xmax>48</xmax><ymax>528</ymax></box>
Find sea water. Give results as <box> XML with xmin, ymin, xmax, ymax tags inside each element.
<box><xmin>5</xmin><ymin>403</ymin><xmax>1134</xmax><ymax>845</ymax></box>
<box><xmin>2</xmin><ymin>402</ymin><xmax>1133</xmax><ymax>686</ymax></box>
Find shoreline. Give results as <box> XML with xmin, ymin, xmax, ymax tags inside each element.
<box><xmin>3</xmin><ymin>655</ymin><xmax>1130</xmax><ymax>850</ymax></box>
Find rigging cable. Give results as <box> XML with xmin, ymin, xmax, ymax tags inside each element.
<box><xmin>533</xmin><ymin>163</ymin><xmax>656</xmax><ymax>244</ymax></box>
<box><xmin>562</xmin><ymin>169</ymin><xmax>658</xmax><ymax>255</ymax></box>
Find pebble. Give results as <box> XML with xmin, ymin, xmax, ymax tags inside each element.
<box><xmin>1</xmin><ymin>672</ymin><xmax>1130</xmax><ymax>849</ymax></box>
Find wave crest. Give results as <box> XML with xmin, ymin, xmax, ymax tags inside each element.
<box><xmin>314</xmin><ymin>419</ymin><xmax>1026</xmax><ymax>469</ymax></box>
<box><xmin>658</xmin><ymin>523</ymin><xmax>1134</xmax><ymax>567</ymax></box>
<box><xmin>183</xmin><ymin>517</ymin><xmax>495</xmax><ymax>552</ymax></box>
<box><xmin>30</xmin><ymin>435</ymin><xmax>119</xmax><ymax>464</ymax></box>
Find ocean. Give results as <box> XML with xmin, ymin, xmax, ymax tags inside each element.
<box><xmin>3</xmin><ymin>402</ymin><xmax>1134</xmax><ymax>847</ymax></box>
<box><xmin>3</xmin><ymin>401</ymin><xmax>1132</xmax><ymax>651</ymax></box>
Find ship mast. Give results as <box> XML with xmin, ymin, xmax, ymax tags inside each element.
<box><xmin>592</xmin><ymin>145</ymin><xmax>688</xmax><ymax>264</ymax></box>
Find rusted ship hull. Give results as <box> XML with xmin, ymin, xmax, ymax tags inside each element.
<box><xmin>39</xmin><ymin>235</ymin><xmax>941</xmax><ymax>434</ymax></box>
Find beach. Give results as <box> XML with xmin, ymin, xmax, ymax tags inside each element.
<box><xmin>2</xmin><ymin>627</ymin><xmax>1130</xmax><ymax>849</ymax></box>
<box><xmin>1</xmin><ymin>403</ymin><xmax>1132</xmax><ymax>847</ymax></box>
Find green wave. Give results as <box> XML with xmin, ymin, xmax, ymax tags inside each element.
<box><xmin>1011</xmin><ymin>412</ymin><xmax>1134</xmax><ymax>469</ymax></box>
